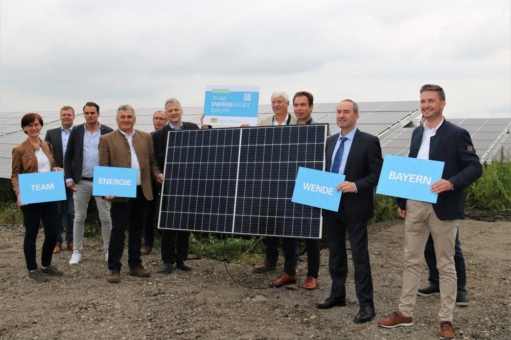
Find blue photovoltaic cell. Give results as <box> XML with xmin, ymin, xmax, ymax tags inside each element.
<box><xmin>158</xmin><ymin>124</ymin><xmax>327</xmax><ymax>239</ymax></box>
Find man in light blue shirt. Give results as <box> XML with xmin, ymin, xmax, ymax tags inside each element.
<box><xmin>45</xmin><ymin>106</ymin><xmax>76</xmax><ymax>253</ymax></box>
<box><xmin>64</xmin><ymin>102</ymin><xmax>113</xmax><ymax>265</ymax></box>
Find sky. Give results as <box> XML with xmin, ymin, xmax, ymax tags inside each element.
<box><xmin>0</xmin><ymin>0</ymin><xmax>510</xmax><ymax>118</ymax></box>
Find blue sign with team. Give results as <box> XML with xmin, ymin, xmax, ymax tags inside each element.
<box><xmin>18</xmin><ymin>171</ymin><xmax>67</xmax><ymax>204</ymax></box>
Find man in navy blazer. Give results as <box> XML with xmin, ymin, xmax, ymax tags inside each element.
<box><xmin>45</xmin><ymin>105</ymin><xmax>76</xmax><ymax>253</ymax></box>
<box><xmin>316</xmin><ymin>99</ymin><xmax>383</xmax><ymax>325</ymax></box>
<box><xmin>378</xmin><ymin>84</ymin><xmax>482</xmax><ymax>340</ymax></box>
<box><xmin>64</xmin><ymin>102</ymin><xmax>113</xmax><ymax>266</ymax></box>
<box><xmin>153</xmin><ymin>98</ymin><xmax>200</xmax><ymax>274</ymax></box>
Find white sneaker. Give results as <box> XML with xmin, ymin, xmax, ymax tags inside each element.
<box><xmin>105</xmin><ymin>251</ymin><xmax>108</xmax><ymax>262</ymax></box>
<box><xmin>69</xmin><ymin>250</ymin><xmax>82</xmax><ymax>265</ymax></box>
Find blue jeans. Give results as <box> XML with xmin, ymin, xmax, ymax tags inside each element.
<box><xmin>56</xmin><ymin>187</ymin><xmax>75</xmax><ymax>244</ymax></box>
<box><xmin>424</xmin><ymin>228</ymin><xmax>466</xmax><ymax>293</ymax></box>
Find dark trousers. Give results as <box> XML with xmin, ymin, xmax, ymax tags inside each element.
<box><xmin>108</xmin><ymin>187</ymin><xmax>147</xmax><ymax>272</ymax></box>
<box><xmin>143</xmin><ymin>181</ymin><xmax>160</xmax><ymax>247</ymax></box>
<box><xmin>21</xmin><ymin>202</ymin><xmax>59</xmax><ymax>271</ymax></box>
<box><xmin>324</xmin><ymin>211</ymin><xmax>374</xmax><ymax>307</ymax></box>
<box><xmin>424</xmin><ymin>228</ymin><xmax>466</xmax><ymax>293</ymax></box>
<box><xmin>161</xmin><ymin>230</ymin><xmax>190</xmax><ymax>264</ymax></box>
<box><xmin>56</xmin><ymin>187</ymin><xmax>75</xmax><ymax>244</ymax></box>
<box><xmin>265</xmin><ymin>236</ymin><xmax>280</xmax><ymax>264</ymax></box>
<box><xmin>282</xmin><ymin>238</ymin><xmax>320</xmax><ymax>278</ymax></box>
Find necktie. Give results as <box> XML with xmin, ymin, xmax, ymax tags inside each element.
<box><xmin>330</xmin><ymin>137</ymin><xmax>347</xmax><ymax>173</ymax></box>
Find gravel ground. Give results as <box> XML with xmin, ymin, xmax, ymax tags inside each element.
<box><xmin>0</xmin><ymin>219</ymin><xmax>510</xmax><ymax>339</ymax></box>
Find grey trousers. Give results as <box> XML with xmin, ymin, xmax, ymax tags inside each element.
<box><xmin>72</xmin><ymin>180</ymin><xmax>112</xmax><ymax>252</ymax></box>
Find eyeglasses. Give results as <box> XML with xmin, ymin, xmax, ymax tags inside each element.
<box><xmin>26</xmin><ymin>123</ymin><xmax>41</xmax><ymax>128</ymax></box>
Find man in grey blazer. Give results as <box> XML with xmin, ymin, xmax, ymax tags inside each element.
<box><xmin>45</xmin><ymin>105</ymin><xmax>75</xmax><ymax>253</ymax></box>
<box><xmin>252</xmin><ymin>92</ymin><xmax>297</xmax><ymax>274</ymax></box>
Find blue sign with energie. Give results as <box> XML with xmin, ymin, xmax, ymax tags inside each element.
<box><xmin>92</xmin><ymin>166</ymin><xmax>137</xmax><ymax>198</ymax></box>
<box><xmin>18</xmin><ymin>171</ymin><xmax>66</xmax><ymax>204</ymax></box>
<box><xmin>292</xmin><ymin>167</ymin><xmax>345</xmax><ymax>211</ymax></box>
<box><xmin>203</xmin><ymin>85</ymin><xmax>260</xmax><ymax>126</ymax></box>
<box><xmin>376</xmin><ymin>154</ymin><xmax>445</xmax><ymax>203</ymax></box>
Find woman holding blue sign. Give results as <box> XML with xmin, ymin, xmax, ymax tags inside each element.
<box><xmin>11</xmin><ymin>113</ymin><xmax>64</xmax><ymax>283</ymax></box>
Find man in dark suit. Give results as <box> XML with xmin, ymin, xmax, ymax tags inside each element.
<box><xmin>153</xmin><ymin>98</ymin><xmax>200</xmax><ymax>274</ymax></box>
<box><xmin>64</xmin><ymin>102</ymin><xmax>113</xmax><ymax>265</ymax></box>
<box><xmin>378</xmin><ymin>85</ymin><xmax>482</xmax><ymax>340</ymax></box>
<box><xmin>141</xmin><ymin>110</ymin><xmax>168</xmax><ymax>255</ymax></box>
<box><xmin>268</xmin><ymin>91</ymin><xmax>320</xmax><ymax>290</ymax></box>
<box><xmin>45</xmin><ymin>105</ymin><xmax>75</xmax><ymax>253</ymax></box>
<box><xmin>316</xmin><ymin>99</ymin><xmax>383</xmax><ymax>325</ymax></box>
<box><xmin>99</xmin><ymin>105</ymin><xmax>163</xmax><ymax>283</ymax></box>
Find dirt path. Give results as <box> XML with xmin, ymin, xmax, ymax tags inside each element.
<box><xmin>0</xmin><ymin>219</ymin><xmax>510</xmax><ymax>339</ymax></box>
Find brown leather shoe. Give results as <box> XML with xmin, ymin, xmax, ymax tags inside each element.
<box><xmin>439</xmin><ymin>321</ymin><xmax>455</xmax><ymax>339</ymax></box>
<box><xmin>269</xmin><ymin>273</ymin><xmax>296</xmax><ymax>288</ymax></box>
<box><xmin>303</xmin><ymin>276</ymin><xmax>319</xmax><ymax>290</ymax></box>
<box><xmin>67</xmin><ymin>243</ymin><xmax>73</xmax><ymax>251</ymax></box>
<box><xmin>129</xmin><ymin>265</ymin><xmax>151</xmax><ymax>277</ymax></box>
<box><xmin>253</xmin><ymin>261</ymin><xmax>277</xmax><ymax>273</ymax></box>
<box><xmin>141</xmin><ymin>245</ymin><xmax>152</xmax><ymax>255</ymax></box>
<box><xmin>53</xmin><ymin>243</ymin><xmax>62</xmax><ymax>254</ymax></box>
<box><xmin>106</xmin><ymin>271</ymin><xmax>121</xmax><ymax>283</ymax></box>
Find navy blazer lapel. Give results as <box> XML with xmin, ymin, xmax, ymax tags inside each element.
<box><xmin>344</xmin><ymin>129</ymin><xmax>361</xmax><ymax>172</ymax></box>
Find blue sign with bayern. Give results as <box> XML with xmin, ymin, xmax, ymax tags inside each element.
<box><xmin>376</xmin><ymin>154</ymin><xmax>445</xmax><ymax>203</ymax></box>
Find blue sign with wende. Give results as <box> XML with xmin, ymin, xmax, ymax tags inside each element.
<box><xmin>292</xmin><ymin>167</ymin><xmax>345</xmax><ymax>211</ymax></box>
<box><xmin>376</xmin><ymin>154</ymin><xmax>445</xmax><ymax>203</ymax></box>
<box><xmin>18</xmin><ymin>171</ymin><xmax>66</xmax><ymax>204</ymax></box>
<box><xmin>92</xmin><ymin>166</ymin><xmax>137</xmax><ymax>198</ymax></box>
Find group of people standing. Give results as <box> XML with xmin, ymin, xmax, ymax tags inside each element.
<box><xmin>250</xmin><ymin>85</ymin><xmax>481</xmax><ymax>340</ymax></box>
<box><xmin>11</xmin><ymin>84</ymin><xmax>481</xmax><ymax>340</ymax></box>
<box><xmin>11</xmin><ymin>99</ymin><xmax>196</xmax><ymax>284</ymax></box>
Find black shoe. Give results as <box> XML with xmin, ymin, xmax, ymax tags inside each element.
<box><xmin>315</xmin><ymin>297</ymin><xmax>346</xmax><ymax>309</ymax></box>
<box><xmin>354</xmin><ymin>305</ymin><xmax>375</xmax><ymax>323</ymax></box>
<box><xmin>417</xmin><ymin>285</ymin><xmax>440</xmax><ymax>296</ymax></box>
<box><xmin>456</xmin><ymin>291</ymin><xmax>469</xmax><ymax>307</ymax></box>
<box><xmin>176</xmin><ymin>260</ymin><xmax>192</xmax><ymax>271</ymax></box>
<box><xmin>160</xmin><ymin>262</ymin><xmax>173</xmax><ymax>274</ymax></box>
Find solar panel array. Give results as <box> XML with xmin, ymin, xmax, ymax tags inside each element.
<box><xmin>158</xmin><ymin>125</ymin><xmax>327</xmax><ymax>238</ymax></box>
<box><xmin>0</xmin><ymin>101</ymin><xmax>509</xmax><ymax>179</ymax></box>
<box><xmin>380</xmin><ymin>118</ymin><xmax>511</xmax><ymax>162</ymax></box>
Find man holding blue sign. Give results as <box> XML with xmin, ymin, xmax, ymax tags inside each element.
<box><xmin>378</xmin><ymin>85</ymin><xmax>482</xmax><ymax>340</ymax></box>
<box><xmin>316</xmin><ymin>99</ymin><xmax>382</xmax><ymax>325</ymax></box>
<box><xmin>100</xmin><ymin>105</ymin><xmax>163</xmax><ymax>283</ymax></box>
<box><xmin>64</xmin><ymin>102</ymin><xmax>113</xmax><ymax>265</ymax></box>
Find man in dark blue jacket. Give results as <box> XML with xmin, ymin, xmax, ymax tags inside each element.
<box><xmin>153</xmin><ymin>98</ymin><xmax>199</xmax><ymax>274</ymax></box>
<box><xmin>379</xmin><ymin>84</ymin><xmax>482</xmax><ymax>340</ymax></box>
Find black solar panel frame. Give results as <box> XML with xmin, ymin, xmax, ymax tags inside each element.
<box><xmin>157</xmin><ymin>124</ymin><xmax>328</xmax><ymax>239</ymax></box>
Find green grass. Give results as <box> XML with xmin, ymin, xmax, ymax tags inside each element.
<box><xmin>0</xmin><ymin>201</ymin><xmax>23</xmax><ymax>226</ymax></box>
<box><xmin>189</xmin><ymin>234</ymin><xmax>266</xmax><ymax>264</ymax></box>
<box><xmin>466</xmin><ymin>147</ymin><xmax>511</xmax><ymax>211</ymax></box>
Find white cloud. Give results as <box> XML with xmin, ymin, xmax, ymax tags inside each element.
<box><xmin>0</xmin><ymin>0</ymin><xmax>509</xmax><ymax>118</ymax></box>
